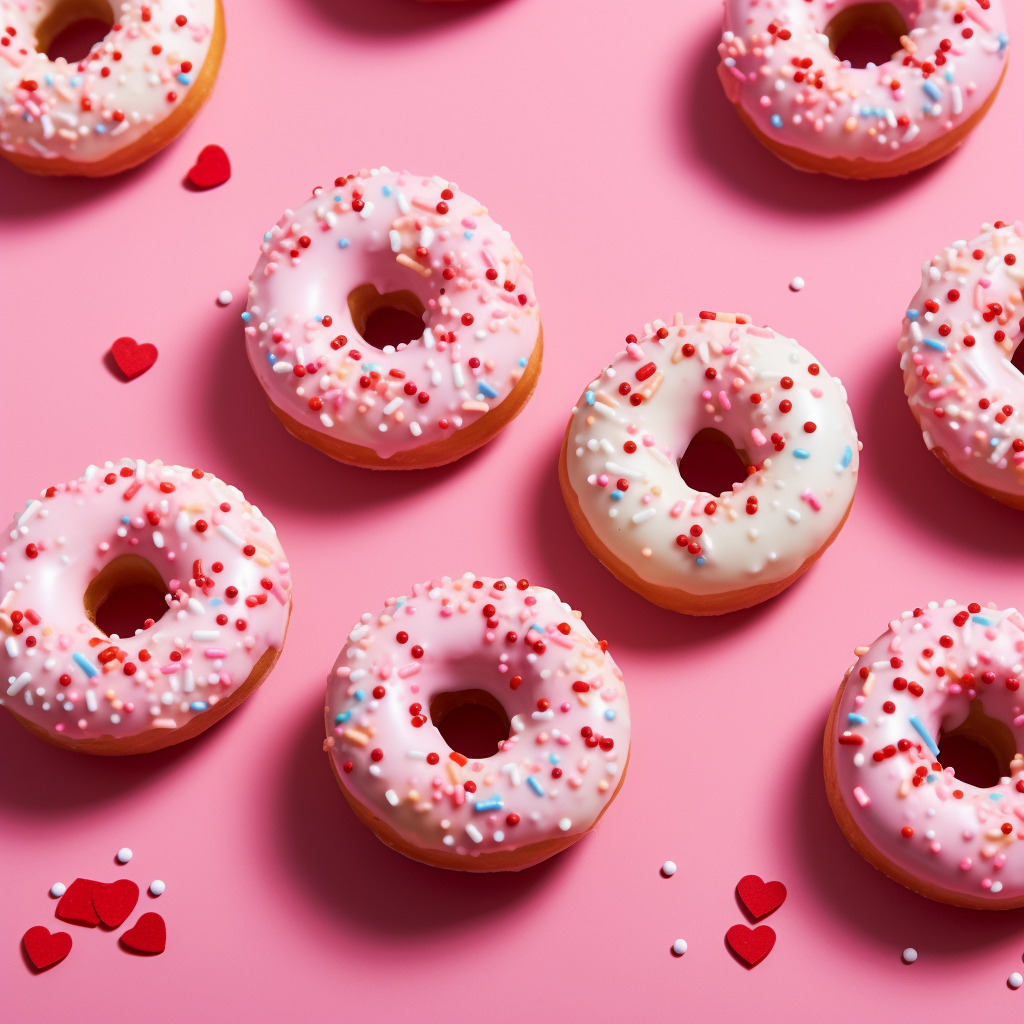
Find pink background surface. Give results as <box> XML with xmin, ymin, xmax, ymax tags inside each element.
<box><xmin>3</xmin><ymin>0</ymin><xmax>1024</xmax><ymax>1018</ymax></box>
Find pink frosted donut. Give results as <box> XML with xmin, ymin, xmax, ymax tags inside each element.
<box><xmin>244</xmin><ymin>167</ymin><xmax>542</xmax><ymax>470</ymax></box>
<box><xmin>0</xmin><ymin>459</ymin><xmax>291</xmax><ymax>755</ymax></box>
<box><xmin>826</xmin><ymin>600</ymin><xmax>1024</xmax><ymax>909</ymax></box>
<box><xmin>0</xmin><ymin>0</ymin><xmax>225</xmax><ymax>177</ymax></box>
<box><xmin>899</xmin><ymin>220</ymin><xmax>1024</xmax><ymax>508</ymax></box>
<box><xmin>323</xmin><ymin>574</ymin><xmax>630</xmax><ymax>871</ymax></box>
<box><xmin>717</xmin><ymin>0</ymin><xmax>1009</xmax><ymax>179</ymax></box>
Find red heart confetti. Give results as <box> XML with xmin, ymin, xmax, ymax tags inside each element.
<box><xmin>55</xmin><ymin>878</ymin><xmax>101</xmax><ymax>926</ymax></box>
<box><xmin>93</xmin><ymin>879</ymin><xmax>139</xmax><ymax>929</ymax></box>
<box><xmin>187</xmin><ymin>144</ymin><xmax>230</xmax><ymax>189</ymax></box>
<box><xmin>23</xmin><ymin>926</ymin><xmax>72</xmax><ymax>970</ymax></box>
<box><xmin>726</xmin><ymin>924</ymin><xmax>776</xmax><ymax>967</ymax></box>
<box><xmin>120</xmin><ymin>913</ymin><xmax>166</xmax><ymax>955</ymax></box>
<box><xmin>110</xmin><ymin>336</ymin><xmax>158</xmax><ymax>380</ymax></box>
<box><xmin>736</xmin><ymin>875</ymin><xmax>787</xmax><ymax>920</ymax></box>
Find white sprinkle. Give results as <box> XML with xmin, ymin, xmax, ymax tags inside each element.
<box><xmin>216</xmin><ymin>525</ymin><xmax>244</xmax><ymax>547</ymax></box>
<box><xmin>661</xmin><ymin>860</ymin><xmax>677</xmax><ymax>877</ymax></box>
<box><xmin>49</xmin><ymin>882</ymin><xmax>66</xmax><ymax>898</ymax></box>
<box><xmin>116</xmin><ymin>848</ymin><xmax>133</xmax><ymax>864</ymax></box>
<box><xmin>272</xmin><ymin>361</ymin><xmax>294</xmax><ymax>374</ymax></box>
<box><xmin>385</xmin><ymin>789</ymin><xmax>399</xmax><ymax>806</ymax></box>
<box><xmin>152</xmin><ymin>531</ymin><xmax>164</xmax><ymax>549</ymax></box>
<box><xmin>787</xmin><ymin>509</ymin><xmax>801</xmax><ymax>523</ymax></box>
<box><xmin>558</xmin><ymin>817</ymin><xmax>572</xmax><ymax>832</ymax></box>
<box><xmin>85</xmin><ymin>690</ymin><xmax>98</xmax><ymax>712</ymax></box>
<box><xmin>389</xmin><ymin>229</ymin><xmax>402</xmax><ymax>252</ymax></box>
<box><xmin>789</xmin><ymin>276</ymin><xmax>805</xmax><ymax>292</ymax></box>
<box><xmin>149</xmin><ymin>880</ymin><xmax>166</xmax><ymax>897</ymax></box>
<box><xmin>1010</xmin><ymin>972</ymin><xmax>1023</xmax><ymax>990</ymax></box>
<box><xmin>191</xmin><ymin>630</ymin><xmax>219</xmax><ymax>642</ymax></box>
<box><xmin>466</xmin><ymin>824</ymin><xmax>483</xmax><ymax>843</ymax></box>
<box><xmin>672</xmin><ymin>939</ymin><xmax>688</xmax><ymax>956</ymax></box>
<box><xmin>631</xmin><ymin>508</ymin><xmax>658</xmax><ymax>525</ymax></box>
<box><xmin>217</xmin><ymin>290</ymin><xmax>233</xmax><ymax>306</ymax></box>
<box><xmin>902</xmin><ymin>947</ymin><xmax>918</xmax><ymax>964</ymax></box>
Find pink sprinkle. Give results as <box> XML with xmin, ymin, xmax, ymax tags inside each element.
<box><xmin>853</xmin><ymin>786</ymin><xmax>870</xmax><ymax>807</ymax></box>
<box><xmin>751</xmin><ymin>428</ymin><xmax>767</xmax><ymax>446</ymax></box>
<box><xmin>203</xmin><ymin>648</ymin><xmax>227</xmax><ymax>658</ymax></box>
<box><xmin>961</xmin><ymin>857</ymin><xmax>972</xmax><ymax>870</ymax></box>
<box><xmin>718</xmin><ymin>390</ymin><xmax>731</xmax><ymax>410</ymax></box>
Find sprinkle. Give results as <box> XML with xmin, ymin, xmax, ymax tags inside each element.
<box><xmin>1009</xmin><ymin>973</ymin><xmax>1023</xmax><ymax>990</ymax></box>
<box><xmin>793</xmin><ymin>449</ymin><xmax>810</xmax><ymax>459</ymax></box>
<box><xmin>909</xmin><ymin>715</ymin><xmax>940</xmax><ymax>757</ymax></box>
<box><xmin>789</xmin><ymin>276</ymin><xmax>805</xmax><ymax>292</ymax></box>
<box><xmin>385</xmin><ymin>789</ymin><xmax>399</xmax><ymax>806</ymax></box>
<box><xmin>923</xmin><ymin>81</ymin><xmax>942</xmax><ymax>102</ymax></box>
<box><xmin>116</xmin><ymin>848</ymin><xmax>133</xmax><ymax>864</ymax></box>
<box><xmin>770</xmin><ymin>114</ymin><xmax>783</xmax><ymax>128</ymax></box>
<box><xmin>49</xmin><ymin>883</ymin><xmax>66</xmax><ymax>898</ymax></box>
<box><xmin>853</xmin><ymin>786</ymin><xmax>871</xmax><ymax>807</ymax></box>
<box><xmin>149</xmin><ymin>880</ymin><xmax>165</xmax><ymax>897</ymax></box>
<box><xmin>474</xmin><ymin>797</ymin><xmax>504</xmax><ymax>812</ymax></box>
<box><xmin>527</xmin><ymin>774</ymin><xmax>545</xmax><ymax>796</ymax></box>
<box><xmin>72</xmin><ymin>652</ymin><xmax>98</xmax><ymax>678</ymax></box>
<box><xmin>661</xmin><ymin>860</ymin><xmax>677</xmax><ymax>877</ymax></box>
<box><xmin>478</xmin><ymin>381</ymin><xmax>499</xmax><ymax>399</ymax></box>
<box><xmin>217</xmin><ymin>290</ymin><xmax>233</xmax><ymax>306</ymax></box>
<box><xmin>923</xmin><ymin>339</ymin><xmax>947</xmax><ymax>351</ymax></box>
<box><xmin>902</xmin><ymin>948</ymin><xmax>918</xmax><ymax>964</ymax></box>
<box><xmin>672</xmin><ymin>939</ymin><xmax>688</xmax><ymax>956</ymax></box>
<box><xmin>558</xmin><ymin>817</ymin><xmax>572</xmax><ymax>831</ymax></box>
<box><xmin>465</xmin><ymin>824</ymin><xmax>483</xmax><ymax>843</ymax></box>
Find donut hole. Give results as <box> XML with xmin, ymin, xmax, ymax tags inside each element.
<box><xmin>84</xmin><ymin>554</ymin><xmax>169</xmax><ymax>640</ymax></box>
<box><xmin>677</xmin><ymin>428</ymin><xmax>749</xmax><ymax>496</ymax></box>
<box><xmin>936</xmin><ymin>699</ymin><xmax>1016</xmax><ymax>789</ymax></box>
<box><xmin>1010</xmin><ymin>338</ymin><xmax>1024</xmax><ymax>378</ymax></box>
<box><xmin>825</xmin><ymin>2</ymin><xmax>909</xmax><ymax>69</ymax></box>
<box><xmin>36</xmin><ymin>0</ymin><xmax>114</xmax><ymax>63</ymax></box>
<box><xmin>429</xmin><ymin>689</ymin><xmax>511</xmax><ymax>760</ymax></box>
<box><xmin>347</xmin><ymin>284</ymin><xmax>426</xmax><ymax>351</ymax></box>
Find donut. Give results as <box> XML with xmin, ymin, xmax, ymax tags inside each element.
<box><xmin>825</xmin><ymin>599</ymin><xmax>1024</xmax><ymax>909</ymax></box>
<box><xmin>0</xmin><ymin>0</ymin><xmax>225</xmax><ymax>177</ymax></box>
<box><xmin>717</xmin><ymin>0</ymin><xmax>1009</xmax><ymax>179</ymax></box>
<box><xmin>0</xmin><ymin>459</ymin><xmax>291</xmax><ymax>755</ymax></box>
<box><xmin>323</xmin><ymin>574</ymin><xmax>629</xmax><ymax>871</ymax></box>
<box><xmin>559</xmin><ymin>312</ymin><xmax>860</xmax><ymax>616</ymax></box>
<box><xmin>899</xmin><ymin>220</ymin><xmax>1024</xmax><ymax>509</ymax></box>
<box><xmin>244</xmin><ymin>166</ymin><xmax>542</xmax><ymax>470</ymax></box>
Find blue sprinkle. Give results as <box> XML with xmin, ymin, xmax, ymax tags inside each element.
<box><xmin>334</xmin><ymin>195</ymin><xmax>342</xmax><ymax>203</ymax></box>
<box><xmin>267</xmin><ymin>353</ymin><xmax>276</xmax><ymax>365</ymax></box>
<box><xmin>990</xmin><ymin>792</ymin><xmax>1004</xmax><ymax>801</ymax></box>
<box><xmin>72</xmin><ymin>652</ymin><xmax>98</xmax><ymax>678</ymax></box>
<box><xmin>210</xmin><ymin>598</ymin><xmax>221</xmax><ymax>607</ymax></box>
<box><xmin>353</xmin><ymin>689</ymin><xmax>365</xmax><ymax>702</ymax></box>
<box><xmin>121</xmin><ymin>515</ymin><xmax>130</xmax><ymax>525</ymax></box>
<box><xmin>944</xmin><ymin>69</ymin><xmax>954</xmax><ymax>83</ymax></box>
<box><xmin>176</xmin><ymin>73</ymin><xmax>192</xmax><ymax>85</ymax></box>
<box><xmin>189</xmin><ymin>701</ymin><xmax>209</xmax><ymax>713</ymax></box>
<box><xmin>69</xmin><ymin>75</ymin><xmax>83</xmax><ymax>88</ymax></box>
<box><xmin>44</xmin><ymin>73</ymin><xmax>54</xmax><ymax>86</ymax></box>
<box><xmin>527</xmin><ymin>775</ymin><xmax>544</xmax><ymax>796</ymax></box>
<box><xmin>924</xmin><ymin>339</ymin><xmax>947</xmax><ymax>351</ymax></box>
<box><xmin>906</xmin><ymin>309</ymin><xmax>919</xmax><ymax>321</ymax></box>
<box><xmin>94</xmin><ymin>124</ymin><xmax>106</xmax><ymax>134</ymax></box>
<box><xmin>909</xmin><ymin>715</ymin><xmax>939</xmax><ymax>757</ymax></box>
<box><xmin>529</xmin><ymin>624</ymin><xmax>544</xmax><ymax>635</ymax></box>
<box><xmin>926</xmin><ymin>773</ymin><xmax>937</xmax><ymax>783</ymax></box>
<box><xmin>604</xmin><ymin>708</ymin><xmax>616</xmax><ymax>721</ymax></box>
<box><xmin>474</xmin><ymin>797</ymin><xmax>504</xmax><ymax>812</ymax></box>
<box><xmin>518</xmin><ymin>356</ymin><xmax>528</xmax><ymax>367</ymax></box>
<box><xmin>334</xmin><ymin>710</ymin><xmax>351</xmax><ymax>724</ymax></box>
<box><xmin>610</xmin><ymin>489</ymin><xmax>624</xmax><ymax>501</ymax></box>
<box><xmin>548</xmin><ymin>753</ymin><xmax>560</xmax><ymax>765</ymax></box>
<box><xmin>999</xmin><ymin>31</ymin><xmax>1009</xmax><ymax>53</ymax></box>
<box><xmin>972</xmin><ymin>614</ymin><xmax>994</xmax><ymax>626</ymax></box>
<box><xmin>923</xmin><ymin>80</ymin><xmax>942</xmax><ymax>102</ymax></box>
<box><xmin>793</xmin><ymin>448</ymin><xmax>810</xmax><ymax>459</ymax></box>
<box><xmin>696</xmin><ymin>556</ymin><xmax>706</xmax><ymax>565</ymax></box>
<box><xmin>478</xmin><ymin>381</ymin><xmax>499</xmax><ymax>399</ymax></box>
<box><xmin>338</xmin><ymin>238</ymin><xmax>350</xmax><ymax>249</ymax></box>
<box><xmin>840</xmin><ymin>446</ymin><xmax>853</xmax><ymax>469</ymax></box>
<box><xmin>241</xmin><ymin>311</ymin><xmax>252</xmax><ymax>322</ymax></box>
<box><xmin>315</xmin><ymin>315</ymin><xmax>323</xmax><ymax>323</ymax></box>
<box><xmin>464</xmin><ymin>231</ymin><xmax>474</xmax><ymax>240</ymax></box>
<box><xmin>770</xmin><ymin>114</ymin><xmax>783</xmax><ymax>129</ymax></box>
<box><xmin>585</xmin><ymin>390</ymin><xmax>595</xmax><ymax>406</ymax></box>
<box><xmin>848</xmin><ymin>712</ymin><xmax>867</xmax><ymax>725</ymax></box>
<box><xmin>263</xmin><ymin>231</ymin><xmax>273</xmax><ymax>242</ymax></box>
<box><xmin>381</xmin><ymin>184</ymin><xmax>392</xmax><ymax>196</ymax></box>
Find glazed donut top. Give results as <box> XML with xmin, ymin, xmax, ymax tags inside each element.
<box><xmin>899</xmin><ymin>220</ymin><xmax>1024</xmax><ymax>498</ymax></box>
<box><xmin>244</xmin><ymin>166</ymin><xmax>540</xmax><ymax>460</ymax></box>
<box><xmin>718</xmin><ymin>0</ymin><xmax>1009</xmax><ymax>166</ymax></box>
<box><xmin>0</xmin><ymin>459</ymin><xmax>291</xmax><ymax>742</ymax></box>
<box><xmin>324</xmin><ymin>575</ymin><xmax>629</xmax><ymax>860</ymax></box>
<box><xmin>563</xmin><ymin>313</ymin><xmax>860</xmax><ymax>597</ymax></box>
<box><xmin>0</xmin><ymin>0</ymin><xmax>217</xmax><ymax>165</ymax></box>
<box><xmin>832</xmin><ymin>600</ymin><xmax>1024</xmax><ymax>901</ymax></box>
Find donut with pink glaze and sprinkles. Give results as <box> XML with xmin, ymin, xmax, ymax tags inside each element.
<box><xmin>717</xmin><ymin>0</ymin><xmax>1008</xmax><ymax>179</ymax></box>
<box><xmin>0</xmin><ymin>459</ymin><xmax>291</xmax><ymax>755</ymax></box>
<box><xmin>324</xmin><ymin>575</ymin><xmax>630</xmax><ymax>871</ymax></box>
<box><xmin>899</xmin><ymin>220</ymin><xmax>1024</xmax><ymax>508</ymax></box>
<box><xmin>826</xmin><ymin>600</ymin><xmax>1024</xmax><ymax>909</ymax></box>
<box><xmin>0</xmin><ymin>0</ymin><xmax>225</xmax><ymax>177</ymax></box>
<box><xmin>244</xmin><ymin>167</ymin><xmax>542</xmax><ymax>470</ymax></box>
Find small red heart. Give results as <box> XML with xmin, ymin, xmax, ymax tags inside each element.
<box><xmin>726</xmin><ymin>924</ymin><xmax>776</xmax><ymax>967</ymax></box>
<box><xmin>93</xmin><ymin>879</ymin><xmax>139</xmax><ymax>928</ymax></box>
<box><xmin>55</xmin><ymin>878</ymin><xmax>101</xmax><ymax>926</ymax></box>
<box><xmin>23</xmin><ymin>926</ymin><xmax>72</xmax><ymax>970</ymax></box>
<box><xmin>187</xmin><ymin>144</ymin><xmax>230</xmax><ymax>189</ymax></box>
<box><xmin>737</xmin><ymin>874</ymin><xmax>787</xmax><ymax>920</ymax></box>
<box><xmin>120</xmin><ymin>912</ymin><xmax>165</xmax><ymax>955</ymax></box>
<box><xmin>111</xmin><ymin>336</ymin><xmax>158</xmax><ymax>380</ymax></box>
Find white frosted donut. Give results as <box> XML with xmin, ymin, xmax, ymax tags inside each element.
<box><xmin>324</xmin><ymin>574</ymin><xmax>630</xmax><ymax>872</ymax></box>
<box><xmin>826</xmin><ymin>599</ymin><xmax>1024</xmax><ymax>909</ymax></box>
<box><xmin>718</xmin><ymin>0</ymin><xmax>1009</xmax><ymax>179</ymax></box>
<box><xmin>244</xmin><ymin>166</ymin><xmax>542</xmax><ymax>470</ymax></box>
<box><xmin>559</xmin><ymin>312</ymin><xmax>860</xmax><ymax>615</ymax></box>
<box><xmin>899</xmin><ymin>220</ymin><xmax>1024</xmax><ymax>509</ymax></box>
<box><xmin>0</xmin><ymin>0</ymin><xmax>224</xmax><ymax>177</ymax></box>
<box><xmin>0</xmin><ymin>459</ymin><xmax>291</xmax><ymax>755</ymax></box>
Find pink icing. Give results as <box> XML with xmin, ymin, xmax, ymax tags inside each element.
<box><xmin>0</xmin><ymin>459</ymin><xmax>290</xmax><ymax>742</ymax></box>
<box><xmin>899</xmin><ymin>220</ymin><xmax>1024</xmax><ymax>499</ymax></box>
<box><xmin>244</xmin><ymin>167</ymin><xmax>541</xmax><ymax>460</ymax></box>
<box><xmin>324</xmin><ymin>575</ymin><xmax>629</xmax><ymax>862</ymax></box>
<box><xmin>831</xmin><ymin>601</ymin><xmax>1024</xmax><ymax>902</ymax></box>
<box><xmin>0</xmin><ymin>0</ymin><xmax>218</xmax><ymax>164</ymax></box>
<box><xmin>718</xmin><ymin>0</ymin><xmax>1008</xmax><ymax>169</ymax></box>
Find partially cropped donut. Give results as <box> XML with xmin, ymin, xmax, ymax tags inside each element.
<box><xmin>826</xmin><ymin>599</ymin><xmax>1024</xmax><ymax>909</ymax></box>
<box><xmin>560</xmin><ymin>312</ymin><xmax>859</xmax><ymax>615</ymax></box>
<box><xmin>0</xmin><ymin>0</ymin><xmax>225</xmax><ymax>177</ymax></box>
<box><xmin>0</xmin><ymin>459</ymin><xmax>291</xmax><ymax>755</ymax></box>
<box><xmin>324</xmin><ymin>574</ymin><xmax>629</xmax><ymax>871</ymax></box>
<box><xmin>717</xmin><ymin>0</ymin><xmax>1009</xmax><ymax>179</ymax></box>
<box><xmin>900</xmin><ymin>220</ymin><xmax>1024</xmax><ymax>508</ymax></box>
<box><xmin>244</xmin><ymin>166</ymin><xmax>542</xmax><ymax>470</ymax></box>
